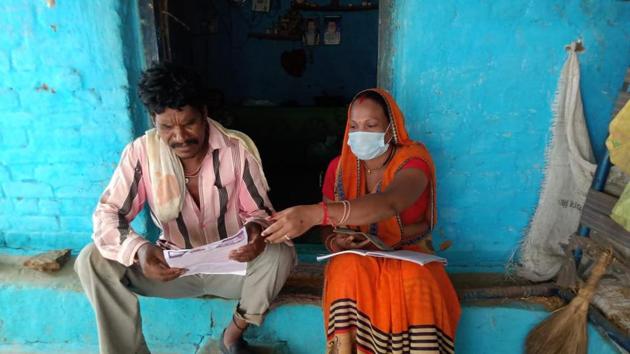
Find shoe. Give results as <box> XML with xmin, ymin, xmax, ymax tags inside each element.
<box><xmin>219</xmin><ymin>329</ymin><xmax>255</xmax><ymax>354</ymax></box>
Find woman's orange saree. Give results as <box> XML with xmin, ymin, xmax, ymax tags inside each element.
<box><xmin>323</xmin><ymin>89</ymin><xmax>461</xmax><ymax>354</ymax></box>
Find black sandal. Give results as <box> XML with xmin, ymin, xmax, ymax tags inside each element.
<box><xmin>218</xmin><ymin>317</ymin><xmax>254</xmax><ymax>354</ymax></box>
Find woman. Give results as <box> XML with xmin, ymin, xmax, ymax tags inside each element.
<box><xmin>263</xmin><ymin>88</ymin><xmax>460</xmax><ymax>353</ymax></box>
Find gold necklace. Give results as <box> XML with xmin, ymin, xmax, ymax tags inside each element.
<box><xmin>366</xmin><ymin>165</ymin><xmax>385</xmax><ymax>175</ymax></box>
<box><xmin>365</xmin><ymin>146</ymin><xmax>395</xmax><ymax>175</ymax></box>
<box><xmin>184</xmin><ymin>164</ymin><xmax>202</xmax><ymax>184</ymax></box>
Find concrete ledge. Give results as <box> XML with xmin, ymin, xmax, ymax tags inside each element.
<box><xmin>0</xmin><ymin>251</ymin><xmax>622</xmax><ymax>354</ymax></box>
<box><xmin>0</xmin><ymin>251</ymin><xmax>535</xmax><ymax>305</ymax></box>
<box><xmin>0</xmin><ymin>252</ymin><xmax>324</xmax><ymax>353</ymax></box>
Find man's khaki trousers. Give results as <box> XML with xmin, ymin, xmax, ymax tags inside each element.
<box><xmin>75</xmin><ymin>242</ymin><xmax>296</xmax><ymax>354</ymax></box>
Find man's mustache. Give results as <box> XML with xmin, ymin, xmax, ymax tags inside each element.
<box><xmin>170</xmin><ymin>139</ymin><xmax>199</xmax><ymax>149</ymax></box>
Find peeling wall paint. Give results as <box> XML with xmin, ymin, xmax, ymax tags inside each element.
<box><xmin>0</xmin><ymin>0</ymin><xmax>148</xmax><ymax>251</ymax></box>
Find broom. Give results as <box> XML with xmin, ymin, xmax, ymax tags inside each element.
<box><xmin>525</xmin><ymin>250</ymin><xmax>613</xmax><ymax>354</ymax></box>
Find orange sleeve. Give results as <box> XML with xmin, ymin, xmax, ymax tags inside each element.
<box><xmin>322</xmin><ymin>156</ymin><xmax>341</xmax><ymax>200</ymax></box>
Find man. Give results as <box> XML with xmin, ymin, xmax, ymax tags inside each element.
<box><xmin>75</xmin><ymin>62</ymin><xmax>295</xmax><ymax>354</ymax></box>
<box><xmin>323</xmin><ymin>19</ymin><xmax>340</xmax><ymax>45</ymax></box>
<box><xmin>302</xmin><ymin>18</ymin><xmax>320</xmax><ymax>46</ymax></box>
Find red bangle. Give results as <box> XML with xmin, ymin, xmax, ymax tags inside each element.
<box><xmin>324</xmin><ymin>233</ymin><xmax>337</xmax><ymax>252</ymax></box>
<box><xmin>320</xmin><ymin>202</ymin><xmax>329</xmax><ymax>225</ymax></box>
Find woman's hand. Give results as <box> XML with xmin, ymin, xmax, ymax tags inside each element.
<box><xmin>331</xmin><ymin>233</ymin><xmax>370</xmax><ymax>250</ymax></box>
<box><xmin>262</xmin><ymin>204</ymin><xmax>321</xmax><ymax>243</ymax></box>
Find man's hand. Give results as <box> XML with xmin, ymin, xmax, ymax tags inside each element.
<box><xmin>229</xmin><ymin>222</ymin><xmax>266</xmax><ymax>263</ymax></box>
<box><xmin>136</xmin><ymin>243</ymin><xmax>186</xmax><ymax>281</ymax></box>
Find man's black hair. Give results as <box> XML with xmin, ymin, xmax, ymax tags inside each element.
<box><xmin>138</xmin><ymin>62</ymin><xmax>207</xmax><ymax>114</ymax></box>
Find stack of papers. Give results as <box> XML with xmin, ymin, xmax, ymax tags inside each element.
<box><xmin>164</xmin><ymin>227</ymin><xmax>248</xmax><ymax>276</ymax></box>
<box><xmin>316</xmin><ymin>249</ymin><xmax>447</xmax><ymax>267</ymax></box>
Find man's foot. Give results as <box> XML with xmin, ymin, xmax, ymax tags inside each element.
<box><xmin>219</xmin><ymin>329</ymin><xmax>255</xmax><ymax>354</ymax></box>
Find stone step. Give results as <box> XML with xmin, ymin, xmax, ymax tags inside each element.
<box><xmin>0</xmin><ymin>342</ymin><xmax>289</xmax><ymax>354</ymax></box>
<box><xmin>0</xmin><ymin>252</ymin><xmax>324</xmax><ymax>354</ymax></box>
<box><xmin>0</xmin><ymin>250</ymin><xmax>623</xmax><ymax>353</ymax></box>
<box><xmin>197</xmin><ymin>340</ymin><xmax>289</xmax><ymax>354</ymax></box>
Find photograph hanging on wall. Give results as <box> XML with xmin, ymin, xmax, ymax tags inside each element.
<box><xmin>302</xmin><ymin>17</ymin><xmax>320</xmax><ymax>46</ymax></box>
<box><xmin>252</xmin><ymin>0</ymin><xmax>271</xmax><ymax>12</ymax></box>
<box><xmin>323</xmin><ymin>16</ymin><xmax>341</xmax><ymax>45</ymax></box>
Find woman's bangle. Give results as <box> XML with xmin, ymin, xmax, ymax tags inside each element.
<box><xmin>324</xmin><ymin>233</ymin><xmax>337</xmax><ymax>252</ymax></box>
<box><xmin>327</xmin><ymin>200</ymin><xmax>351</xmax><ymax>227</ymax></box>
<box><xmin>328</xmin><ymin>202</ymin><xmax>341</xmax><ymax>227</ymax></box>
<box><xmin>339</xmin><ymin>200</ymin><xmax>351</xmax><ymax>225</ymax></box>
<box><xmin>320</xmin><ymin>202</ymin><xmax>329</xmax><ymax>225</ymax></box>
<box><xmin>329</xmin><ymin>237</ymin><xmax>340</xmax><ymax>252</ymax></box>
<box><xmin>336</xmin><ymin>201</ymin><xmax>347</xmax><ymax>226</ymax></box>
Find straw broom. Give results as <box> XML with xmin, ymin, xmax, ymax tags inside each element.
<box><xmin>525</xmin><ymin>250</ymin><xmax>613</xmax><ymax>354</ymax></box>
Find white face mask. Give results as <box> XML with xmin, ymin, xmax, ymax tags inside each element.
<box><xmin>347</xmin><ymin>124</ymin><xmax>392</xmax><ymax>160</ymax></box>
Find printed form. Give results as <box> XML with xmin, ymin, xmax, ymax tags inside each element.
<box><xmin>164</xmin><ymin>227</ymin><xmax>248</xmax><ymax>276</ymax></box>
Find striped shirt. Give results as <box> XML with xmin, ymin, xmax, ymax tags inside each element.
<box><xmin>92</xmin><ymin>125</ymin><xmax>274</xmax><ymax>266</ymax></box>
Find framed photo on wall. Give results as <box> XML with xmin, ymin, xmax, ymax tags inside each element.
<box><xmin>323</xmin><ymin>16</ymin><xmax>341</xmax><ymax>45</ymax></box>
<box><xmin>302</xmin><ymin>17</ymin><xmax>320</xmax><ymax>46</ymax></box>
<box><xmin>252</xmin><ymin>0</ymin><xmax>271</xmax><ymax>12</ymax></box>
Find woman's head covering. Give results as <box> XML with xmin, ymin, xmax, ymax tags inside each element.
<box><xmin>334</xmin><ymin>88</ymin><xmax>437</xmax><ymax>248</ymax></box>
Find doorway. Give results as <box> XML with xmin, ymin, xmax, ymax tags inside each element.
<box><xmin>149</xmin><ymin>0</ymin><xmax>380</xmax><ymax>241</ymax></box>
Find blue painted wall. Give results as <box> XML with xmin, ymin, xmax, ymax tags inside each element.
<box><xmin>0</xmin><ymin>0</ymin><xmax>629</xmax><ymax>270</ymax></box>
<box><xmin>0</xmin><ymin>1</ymin><xmax>627</xmax><ymax>352</ymax></box>
<box><xmin>172</xmin><ymin>0</ymin><xmax>378</xmax><ymax>106</ymax></box>
<box><xmin>387</xmin><ymin>0</ymin><xmax>630</xmax><ymax>270</ymax></box>
<box><xmin>0</xmin><ymin>0</ymin><xmax>148</xmax><ymax>251</ymax></box>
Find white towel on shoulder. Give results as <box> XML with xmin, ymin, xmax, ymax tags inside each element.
<box><xmin>145</xmin><ymin>118</ymin><xmax>269</xmax><ymax>224</ymax></box>
<box><xmin>145</xmin><ymin>128</ymin><xmax>186</xmax><ymax>223</ymax></box>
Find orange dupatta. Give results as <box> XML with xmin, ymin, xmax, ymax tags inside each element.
<box><xmin>333</xmin><ymin>88</ymin><xmax>437</xmax><ymax>249</ymax></box>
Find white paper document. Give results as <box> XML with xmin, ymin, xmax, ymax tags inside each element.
<box><xmin>316</xmin><ymin>249</ymin><xmax>447</xmax><ymax>267</ymax></box>
<box><xmin>164</xmin><ymin>227</ymin><xmax>248</xmax><ymax>276</ymax></box>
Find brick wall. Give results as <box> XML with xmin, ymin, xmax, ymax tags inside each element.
<box><xmin>0</xmin><ymin>0</ymin><xmax>145</xmax><ymax>251</ymax></box>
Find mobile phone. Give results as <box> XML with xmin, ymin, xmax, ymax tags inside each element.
<box><xmin>333</xmin><ymin>227</ymin><xmax>394</xmax><ymax>251</ymax></box>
